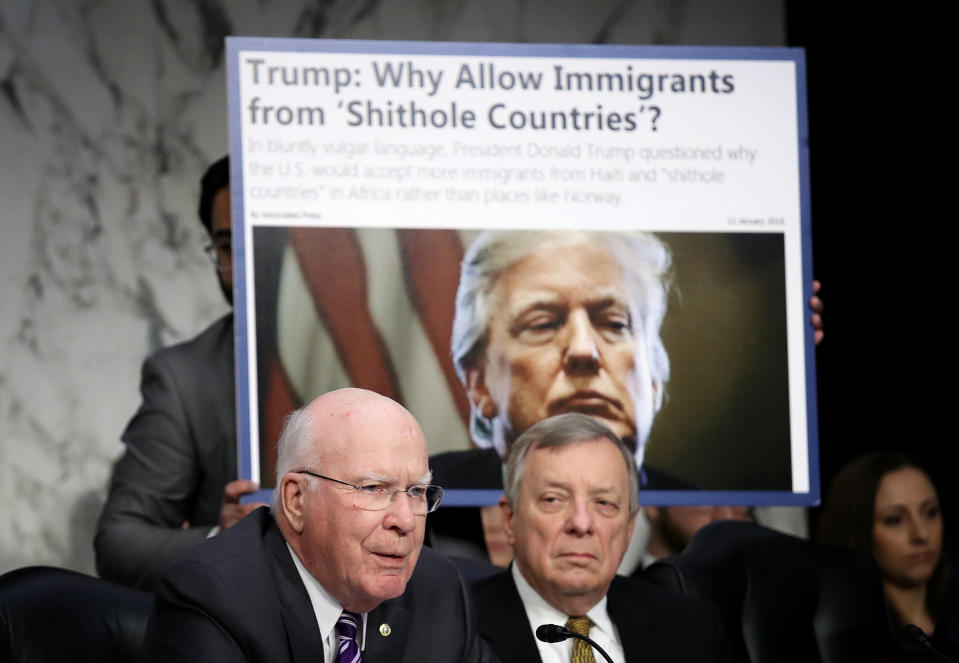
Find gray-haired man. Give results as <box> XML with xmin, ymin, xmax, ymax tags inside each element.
<box><xmin>470</xmin><ymin>413</ymin><xmax>722</xmax><ymax>663</ymax></box>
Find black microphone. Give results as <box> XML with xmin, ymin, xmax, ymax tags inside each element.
<box><xmin>903</xmin><ymin>624</ymin><xmax>956</xmax><ymax>663</ymax></box>
<box><xmin>536</xmin><ymin>624</ymin><xmax>573</xmax><ymax>643</ymax></box>
<box><xmin>536</xmin><ymin>624</ymin><xmax>615</xmax><ymax>663</ymax></box>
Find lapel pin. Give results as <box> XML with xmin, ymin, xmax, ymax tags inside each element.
<box><xmin>379</xmin><ymin>623</ymin><xmax>391</xmax><ymax>637</ymax></box>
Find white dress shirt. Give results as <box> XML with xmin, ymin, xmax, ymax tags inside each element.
<box><xmin>511</xmin><ymin>563</ymin><xmax>625</xmax><ymax>663</ymax></box>
<box><xmin>288</xmin><ymin>544</ymin><xmax>368</xmax><ymax>663</ymax></box>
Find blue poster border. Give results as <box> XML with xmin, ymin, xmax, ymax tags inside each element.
<box><xmin>226</xmin><ymin>37</ymin><xmax>818</xmax><ymax>508</ymax></box>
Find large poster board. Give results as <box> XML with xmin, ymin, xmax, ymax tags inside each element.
<box><xmin>226</xmin><ymin>38</ymin><xmax>817</xmax><ymax>506</ymax></box>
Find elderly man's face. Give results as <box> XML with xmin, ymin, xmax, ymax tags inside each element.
<box><xmin>294</xmin><ymin>398</ymin><xmax>430</xmax><ymax>613</ymax></box>
<box><xmin>469</xmin><ymin>241</ymin><xmax>655</xmax><ymax>455</ymax></box>
<box><xmin>503</xmin><ymin>439</ymin><xmax>635</xmax><ymax>614</ymax></box>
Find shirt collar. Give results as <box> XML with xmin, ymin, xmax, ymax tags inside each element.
<box><xmin>510</xmin><ymin>562</ymin><xmax>615</xmax><ymax>641</ymax></box>
<box><xmin>287</xmin><ymin>544</ymin><xmax>367</xmax><ymax>652</ymax></box>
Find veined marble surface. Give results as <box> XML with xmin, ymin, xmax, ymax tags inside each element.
<box><xmin>0</xmin><ymin>0</ymin><xmax>784</xmax><ymax>576</ymax></box>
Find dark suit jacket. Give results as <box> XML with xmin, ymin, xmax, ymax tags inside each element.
<box><xmin>144</xmin><ymin>507</ymin><xmax>497</xmax><ymax>663</ymax></box>
<box><xmin>95</xmin><ymin>313</ymin><xmax>236</xmax><ymax>591</ymax></box>
<box><xmin>471</xmin><ymin>569</ymin><xmax>723</xmax><ymax>663</ymax></box>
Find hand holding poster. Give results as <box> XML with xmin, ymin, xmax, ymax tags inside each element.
<box><xmin>226</xmin><ymin>38</ymin><xmax>817</xmax><ymax>507</ymax></box>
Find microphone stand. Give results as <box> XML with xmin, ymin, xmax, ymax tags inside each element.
<box><xmin>536</xmin><ymin>624</ymin><xmax>615</xmax><ymax>663</ymax></box>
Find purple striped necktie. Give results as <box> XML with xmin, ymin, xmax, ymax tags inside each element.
<box><xmin>335</xmin><ymin>610</ymin><xmax>362</xmax><ymax>663</ymax></box>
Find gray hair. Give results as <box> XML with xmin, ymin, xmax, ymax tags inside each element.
<box><xmin>451</xmin><ymin>230</ymin><xmax>672</xmax><ymax>457</ymax></box>
<box><xmin>503</xmin><ymin>412</ymin><xmax>639</xmax><ymax>517</ymax></box>
<box><xmin>270</xmin><ymin>405</ymin><xmax>318</xmax><ymax>513</ymax></box>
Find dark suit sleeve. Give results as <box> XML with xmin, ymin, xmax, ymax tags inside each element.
<box><xmin>95</xmin><ymin>352</ymin><xmax>213</xmax><ymax>590</ymax></box>
<box><xmin>144</xmin><ymin>559</ymin><xmax>249</xmax><ymax>663</ymax></box>
<box><xmin>611</xmin><ymin>575</ymin><xmax>725</xmax><ymax>663</ymax></box>
<box><xmin>95</xmin><ymin>315</ymin><xmax>236</xmax><ymax>591</ymax></box>
<box><xmin>453</xmin><ymin>570</ymin><xmax>501</xmax><ymax>663</ymax></box>
<box><xmin>412</xmin><ymin>565</ymin><xmax>500</xmax><ymax>663</ymax></box>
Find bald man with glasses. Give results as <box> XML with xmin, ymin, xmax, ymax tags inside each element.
<box><xmin>144</xmin><ymin>388</ymin><xmax>496</xmax><ymax>663</ymax></box>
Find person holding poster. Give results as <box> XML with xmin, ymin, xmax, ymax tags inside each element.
<box><xmin>95</xmin><ymin>157</ymin><xmax>266</xmax><ymax>590</ymax></box>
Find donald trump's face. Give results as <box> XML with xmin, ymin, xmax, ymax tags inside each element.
<box><xmin>466</xmin><ymin>241</ymin><xmax>658</xmax><ymax>459</ymax></box>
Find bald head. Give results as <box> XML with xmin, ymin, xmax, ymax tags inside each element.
<box><xmin>271</xmin><ymin>388</ymin><xmax>432</xmax><ymax>613</ymax></box>
<box><xmin>273</xmin><ymin>388</ymin><xmax>426</xmax><ymax>504</ymax></box>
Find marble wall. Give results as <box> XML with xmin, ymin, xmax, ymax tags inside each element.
<box><xmin>0</xmin><ymin>0</ymin><xmax>784</xmax><ymax>576</ymax></box>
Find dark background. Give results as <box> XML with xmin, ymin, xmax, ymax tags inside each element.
<box><xmin>651</xmin><ymin>233</ymin><xmax>791</xmax><ymax>491</ymax></box>
<box><xmin>786</xmin><ymin>3</ymin><xmax>952</xmax><ymax>549</ymax></box>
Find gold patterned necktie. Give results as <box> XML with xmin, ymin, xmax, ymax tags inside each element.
<box><xmin>565</xmin><ymin>616</ymin><xmax>595</xmax><ymax>663</ymax></box>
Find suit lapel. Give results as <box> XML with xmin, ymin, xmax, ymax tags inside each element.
<box><xmin>213</xmin><ymin>315</ymin><xmax>236</xmax><ymax>444</ymax></box>
<box><xmin>211</xmin><ymin>315</ymin><xmax>237</xmax><ymax>480</ymax></box>
<box><xmin>363</xmin><ymin>599</ymin><xmax>412</xmax><ymax>663</ymax></box>
<box><xmin>608</xmin><ymin>576</ymin><xmax>666</xmax><ymax>663</ymax></box>
<box><xmin>264</xmin><ymin>521</ymin><xmax>326</xmax><ymax>663</ymax></box>
<box><xmin>476</xmin><ymin>571</ymin><xmax>542</xmax><ymax>663</ymax></box>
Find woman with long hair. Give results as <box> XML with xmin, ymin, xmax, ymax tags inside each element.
<box><xmin>818</xmin><ymin>451</ymin><xmax>949</xmax><ymax>651</ymax></box>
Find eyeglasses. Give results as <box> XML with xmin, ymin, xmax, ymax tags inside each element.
<box><xmin>204</xmin><ymin>237</ymin><xmax>232</xmax><ymax>270</ymax></box>
<box><xmin>296</xmin><ymin>470</ymin><xmax>444</xmax><ymax>515</ymax></box>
